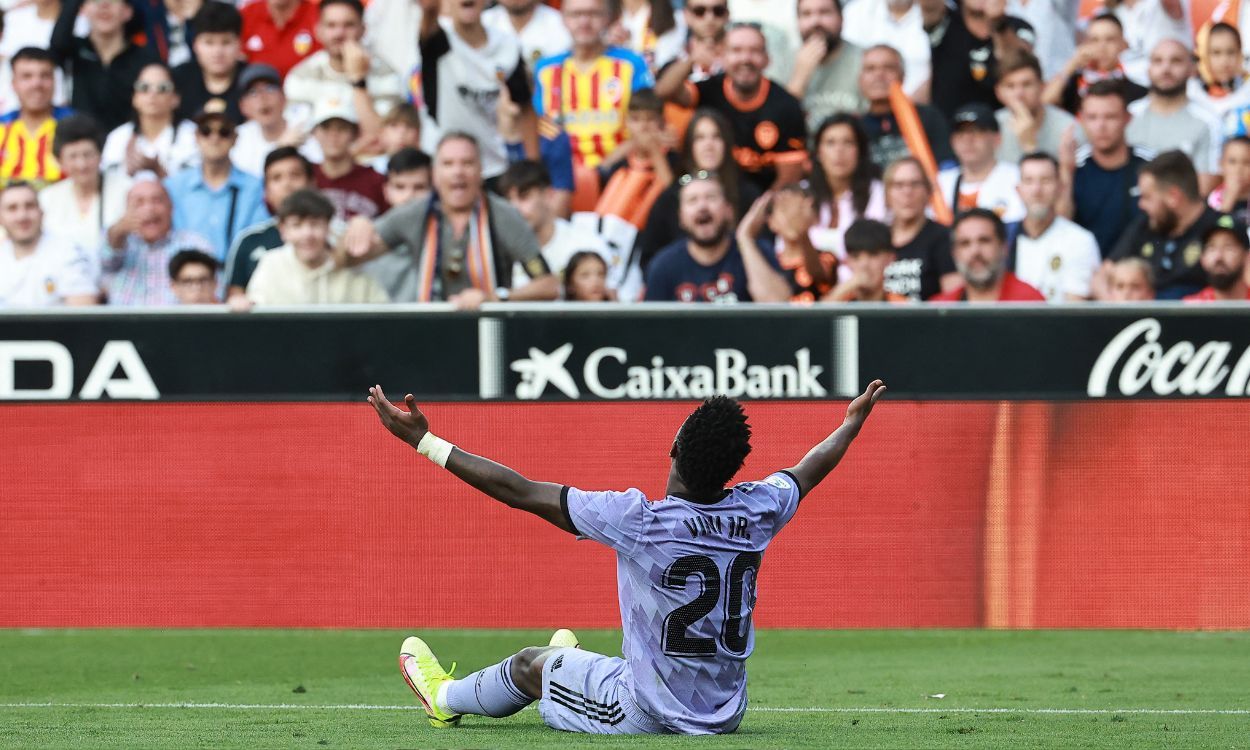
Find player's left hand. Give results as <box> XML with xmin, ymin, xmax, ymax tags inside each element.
<box><xmin>845</xmin><ymin>379</ymin><xmax>886</xmax><ymax>428</ymax></box>
<box><xmin>368</xmin><ymin>385</ymin><xmax>429</xmax><ymax>447</ymax></box>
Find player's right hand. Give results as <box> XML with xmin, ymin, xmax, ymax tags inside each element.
<box><xmin>368</xmin><ymin>385</ymin><xmax>430</xmax><ymax>448</ymax></box>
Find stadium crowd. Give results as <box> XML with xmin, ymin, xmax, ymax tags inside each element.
<box><xmin>1</xmin><ymin>0</ymin><xmax>1250</xmax><ymax>308</ymax></box>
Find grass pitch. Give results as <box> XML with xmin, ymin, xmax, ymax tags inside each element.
<box><xmin>1</xmin><ymin>629</ymin><xmax>1247</xmax><ymax>749</ymax></box>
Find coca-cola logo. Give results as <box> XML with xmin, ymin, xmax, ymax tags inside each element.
<box><xmin>1087</xmin><ymin>318</ymin><xmax>1250</xmax><ymax>397</ymax></box>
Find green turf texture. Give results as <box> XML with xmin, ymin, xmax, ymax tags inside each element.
<box><xmin>1</xmin><ymin>629</ymin><xmax>1247</xmax><ymax>749</ymax></box>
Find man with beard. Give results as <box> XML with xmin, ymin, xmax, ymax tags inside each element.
<box><xmin>1126</xmin><ymin>39</ymin><xmax>1220</xmax><ymax>194</ymax></box>
<box><xmin>1009</xmin><ymin>152</ymin><xmax>1100</xmax><ymax>301</ymax></box>
<box><xmin>666</xmin><ymin>25</ymin><xmax>807</xmax><ymax>192</ymax></box>
<box><xmin>644</xmin><ymin>174</ymin><xmax>787</xmax><ymax>302</ymax></box>
<box><xmin>782</xmin><ymin>0</ymin><xmax>866</xmax><ymax>127</ymax></box>
<box><xmin>1108</xmin><ymin>150</ymin><xmax>1221</xmax><ymax>299</ymax></box>
<box><xmin>341</xmin><ymin>132</ymin><xmax>558</xmax><ymax>308</ymax></box>
<box><xmin>1183</xmin><ymin>216</ymin><xmax>1250</xmax><ymax>301</ymax></box>
<box><xmin>0</xmin><ymin>181</ymin><xmax>98</xmax><ymax>307</ymax></box>
<box><xmin>932</xmin><ymin>208</ymin><xmax>1046</xmax><ymax>301</ymax></box>
<box><xmin>1059</xmin><ymin>80</ymin><xmax>1153</xmax><ymax>258</ymax></box>
<box><xmin>858</xmin><ymin>45</ymin><xmax>952</xmax><ymax>170</ymax></box>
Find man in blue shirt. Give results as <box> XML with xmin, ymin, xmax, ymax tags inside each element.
<box><xmin>1064</xmin><ymin>80</ymin><xmax>1152</xmax><ymax>258</ymax></box>
<box><xmin>164</xmin><ymin>105</ymin><xmax>268</xmax><ymax>261</ymax></box>
<box><xmin>644</xmin><ymin>174</ymin><xmax>788</xmax><ymax>303</ymax></box>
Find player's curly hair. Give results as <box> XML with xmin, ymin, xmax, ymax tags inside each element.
<box><xmin>672</xmin><ymin>396</ymin><xmax>752</xmax><ymax>499</ymax></box>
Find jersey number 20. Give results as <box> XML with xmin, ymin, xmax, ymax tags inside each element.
<box><xmin>661</xmin><ymin>552</ymin><xmax>761</xmax><ymax>657</ymax></box>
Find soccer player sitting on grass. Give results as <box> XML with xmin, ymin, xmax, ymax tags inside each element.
<box><xmin>367</xmin><ymin>379</ymin><xmax>886</xmax><ymax>735</ymax></box>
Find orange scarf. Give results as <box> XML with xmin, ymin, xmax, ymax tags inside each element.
<box><xmin>416</xmin><ymin>197</ymin><xmax>497</xmax><ymax>302</ymax></box>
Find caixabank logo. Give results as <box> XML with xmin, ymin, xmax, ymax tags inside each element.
<box><xmin>509</xmin><ymin>345</ymin><xmax>828</xmax><ymax>400</ymax></box>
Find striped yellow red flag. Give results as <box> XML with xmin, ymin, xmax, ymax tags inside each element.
<box><xmin>888</xmin><ymin>81</ymin><xmax>953</xmax><ymax>225</ymax></box>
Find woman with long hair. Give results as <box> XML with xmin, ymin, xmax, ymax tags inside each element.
<box><xmin>100</xmin><ymin>62</ymin><xmax>198</xmax><ymax>179</ymax></box>
<box><xmin>636</xmin><ymin>108</ymin><xmax>760</xmax><ymax>269</ymax></box>
<box><xmin>797</xmin><ymin>113</ymin><xmax>887</xmax><ymax>281</ymax></box>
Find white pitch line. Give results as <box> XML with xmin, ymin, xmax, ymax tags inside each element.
<box><xmin>0</xmin><ymin>703</ymin><xmax>1247</xmax><ymax>715</ymax></box>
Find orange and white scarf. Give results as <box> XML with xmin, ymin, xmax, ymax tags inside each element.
<box><xmin>415</xmin><ymin>196</ymin><xmax>497</xmax><ymax>302</ymax></box>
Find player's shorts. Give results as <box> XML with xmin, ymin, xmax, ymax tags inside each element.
<box><xmin>538</xmin><ymin>647</ymin><xmax>669</xmax><ymax>735</ymax></box>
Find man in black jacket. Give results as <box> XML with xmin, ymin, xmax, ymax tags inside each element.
<box><xmin>50</xmin><ymin>0</ymin><xmax>159</xmax><ymax>132</ymax></box>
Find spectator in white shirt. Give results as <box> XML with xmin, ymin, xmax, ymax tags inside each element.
<box><xmin>417</xmin><ymin>0</ymin><xmax>536</xmax><ymax>182</ymax></box>
<box><xmin>482</xmin><ymin>0</ymin><xmax>573</xmax><ymax>73</ymax></box>
<box><xmin>362</xmin><ymin>0</ymin><xmax>424</xmax><ymax>79</ymax></box>
<box><xmin>1012</xmin><ymin>152</ymin><xmax>1101</xmax><ymax>301</ymax></box>
<box><xmin>841</xmin><ymin>0</ymin><xmax>930</xmax><ymax>97</ymax></box>
<box><xmin>938</xmin><ymin>103</ymin><xmax>1028</xmax><ymax>223</ymax></box>
<box><xmin>0</xmin><ymin>181</ymin><xmax>98</xmax><ymax>307</ymax></box>
<box><xmin>1112</xmin><ymin>0</ymin><xmax>1190</xmax><ymax>84</ymax></box>
<box><xmin>101</xmin><ymin>62</ymin><xmax>198</xmax><ymax>179</ymax></box>
<box><xmin>284</xmin><ymin>0</ymin><xmax>405</xmax><ymax>148</ymax></box>
<box><xmin>1006</xmin><ymin>0</ymin><xmax>1078</xmax><ymax>80</ymax></box>
<box><xmin>38</xmin><ymin>114</ymin><xmax>128</xmax><ymax>256</ymax></box>
<box><xmin>498</xmin><ymin>158</ymin><xmax>612</xmax><ymax>288</ymax></box>
<box><xmin>231</xmin><ymin>63</ymin><xmax>320</xmax><ymax>177</ymax></box>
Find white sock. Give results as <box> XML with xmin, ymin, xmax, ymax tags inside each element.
<box><xmin>441</xmin><ymin>656</ymin><xmax>533</xmax><ymax>718</ymax></box>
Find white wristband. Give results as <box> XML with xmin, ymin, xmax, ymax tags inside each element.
<box><xmin>417</xmin><ymin>432</ymin><xmax>455</xmax><ymax>468</ymax></box>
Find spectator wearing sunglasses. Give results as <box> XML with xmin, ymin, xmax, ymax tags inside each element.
<box><xmin>654</xmin><ymin>0</ymin><xmax>730</xmax><ymax>105</ymax></box>
<box><xmin>50</xmin><ymin>0</ymin><xmax>159</xmax><ymax>133</ymax></box>
<box><xmin>101</xmin><ymin>62</ymin><xmax>198</xmax><ymax>179</ymax></box>
<box><xmin>164</xmin><ymin>105</ymin><xmax>269</xmax><ymax>262</ymax></box>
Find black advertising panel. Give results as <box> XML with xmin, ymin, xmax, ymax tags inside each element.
<box><xmin>3</xmin><ymin>305</ymin><xmax>1249</xmax><ymax>402</ymax></box>
<box><xmin>0</xmin><ymin>311</ymin><xmax>479</xmax><ymax>401</ymax></box>
<box><xmin>855</xmin><ymin>308</ymin><xmax>1250</xmax><ymax>400</ymax></box>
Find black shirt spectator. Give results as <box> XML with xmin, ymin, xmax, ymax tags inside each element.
<box><xmin>862</xmin><ymin>109</ymin><xmax>955</xmax><ymax>170</ymax></box>
<box><xmin>173</xmin><ymin>60</ymin><xmax>246</xmax><ymax>123</ymax></box>
<box><xmin>171</xmin><ymin>2</ymin><xmax>246</xmax><ymax>123</ymax></box>
<box><xmin>929</xmin><ymin>9</ymin><xmax>999</xmax><ymax>121</ymax></box>
<box><xmin>50</xmin><ymin>0</ymin><xmax>160</xmax><ymax>132</ymax></box>
<box><xmin>690</xmin><ymin>73</ymin><xmax>808</xmax><ymax>194</ymax></box>
<box><xmin>885</xmin><ymin>219</ymin><xmax>955</xmax><ymax>300</ymax></box>
<box><xmin>1059</xmin><ymin>72</ymin><xmax>1147</xmax><ymax>115</ymax></box>
<box><xmin>1110</xmin><ymin>207</ymin><xmax>1221</xmax><ymax>298</ymax></box>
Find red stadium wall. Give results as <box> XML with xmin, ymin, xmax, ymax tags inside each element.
<box><xmin>1</xmin><ymin>401</ymin><xmax>1247</xmax><ymax>629</ymax></box>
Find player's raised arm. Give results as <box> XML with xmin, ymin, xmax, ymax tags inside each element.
<box><xmin>367</xmin><ymin>386</ymin><xmax>573</xmax><ymax>533</ymax></box>
<box><xmin>783</xmin><ymin>380</ymin><xmax>886</xmax><ymax>501</ymax></box>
